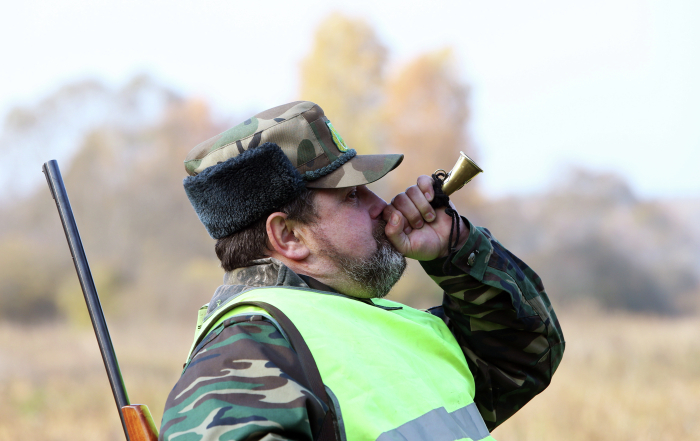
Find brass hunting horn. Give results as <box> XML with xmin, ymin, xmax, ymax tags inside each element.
<box><xmin>435</xmin><ymin>151</ymin><xmax>483</xmax><ymax>195</ymax></box>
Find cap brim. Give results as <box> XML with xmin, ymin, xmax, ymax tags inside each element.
<box><xmin>305</xmin><ymin>154</ymin><xmax>404</xmax><ymax>189</ymax></box>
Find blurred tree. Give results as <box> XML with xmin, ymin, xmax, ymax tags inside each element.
<box><xmin>0</xmin><ymin>74</ymin><xmax>179</xmax><ymax>204</ymax></box>
<box><xmin>300</xmin><ymin>13</ymin><xmax>387</xmax><ymax>154</ymax></box>
<box><xmin>57</xmin><ymin>97</ymin><xmax>225</xmax><ymax>318</ymax></box>
<box><xmin>0</xmin><ymin>236</ymin><xmax>62</xmax><ymax>322</ymax></box>
<box><xmin>477</xmin><ymin>168</ymin><xmax>699</xmax><ymax>315</ymax></box>
<box><xmin>0</xmin><ymin>78</ymin><xmax>223</xmax><ymax>323</ymax></box>
<box><xmin>57</xmin><ymin>263</ymin><xmax>126</xmax><ymax>328</ymax></box>
<box><xmin>1</xmin><ymin>64</ymin><xmax>697</xmax><ymax>325</ymax></box>
<box><xmin>383</xmin><ymin>48</ymin><xmax>478</xmax><ymax>204</ymax></box>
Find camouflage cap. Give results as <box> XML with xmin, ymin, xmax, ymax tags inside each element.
<box><xmin>183</xmin><ymin>101</ymin><xmax>403</xmax><ymax>239</ymax></box>
<box><xmin>184</xmin><ymin>101</ymin><xmax>402</xmax><ymax>188</ymax></box>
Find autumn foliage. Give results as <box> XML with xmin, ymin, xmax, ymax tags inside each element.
<box><xmin>0</xmin><ymin>16</ymin><xmax>698</xmax><ymax>327</ymax></box>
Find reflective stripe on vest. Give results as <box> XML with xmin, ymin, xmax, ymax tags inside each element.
<box><xmin>190</xmin><ymin>287</ymin><xmax>496</xmax><ymax>441</ymax></box>
<box><xmin>377</xmin><ymin>402</ymin><xmax>490</xmax><ymax>441</ymax></box>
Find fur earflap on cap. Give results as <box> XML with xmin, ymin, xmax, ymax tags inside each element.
<box><xmin>183</xmin><ymin>142</ymin><xmax>306</xmax><ymax>239</ymax></box>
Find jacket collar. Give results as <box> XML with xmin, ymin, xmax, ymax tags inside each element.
<box><xmin>208</xmin><ymin>258</ymin><xmax>339</xmax><ymax>315</ymax></box>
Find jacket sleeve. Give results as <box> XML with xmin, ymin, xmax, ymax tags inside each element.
<box><xmin>159</xmin><ymin>315</ymin><xmax>327</xmax><ymax>441</ymax></box>
<box><xmin>420</xmin><ymin>218</ymin><xmax>565</xmax><ymax>431</ymax></box>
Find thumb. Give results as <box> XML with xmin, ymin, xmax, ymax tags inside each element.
<box><xmin>383</xmin><ymin>208</ymin><xmax>410</xmax><ymax>253</ymax></box>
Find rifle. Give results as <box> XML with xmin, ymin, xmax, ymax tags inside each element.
<box><xmin>43</xmin><ymin>159</ymin><xmax>159</xmax><ymax>441</ymax></box>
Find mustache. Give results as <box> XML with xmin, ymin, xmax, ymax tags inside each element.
<box><xmin>373</xmin><ymin>219</ymin><xmax>387</xmax><ymax>240</ymax></box>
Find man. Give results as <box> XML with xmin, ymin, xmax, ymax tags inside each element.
<box><xmin>160</xmin><ymin>101</ymin><xmax>564</xmax><ymax>441</ymax></box>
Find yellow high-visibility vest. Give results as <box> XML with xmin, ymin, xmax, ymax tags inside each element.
<box><xmin>189</xmin><ymin>287</ymin><xmax>496</xmax><ymax>441</ymax></box>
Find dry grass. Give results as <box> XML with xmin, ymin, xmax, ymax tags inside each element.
<box><xmin>0</xmin><ymin>320</ymin><xmax>193</xmax><ymax>440</ymax></box>
<box><xmin>1</xmin><ymin>310</ymin><xmax>699</xmax><ymax>440</ymax></box>
<box><xmin>492</xmin><ymin>310</ymin><xmax>700</xmax><ymax>441</ymax></box>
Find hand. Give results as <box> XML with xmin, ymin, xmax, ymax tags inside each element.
<box><xmin>382</xmin><ymin>175</ymin><xmax>469</xmax><ymax>261</ymax></box>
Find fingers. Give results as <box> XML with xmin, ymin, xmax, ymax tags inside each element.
<box><xmin>416</xmin><ymin>175</ymin><xmax>435</xmax><ymax>203</ymax></box>
<box><xmin>390</xmin><ymin>176</ymin><xmax>437</xmax><ymax>229</ymax></box>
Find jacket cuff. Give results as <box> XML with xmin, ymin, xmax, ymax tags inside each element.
<box><xmin>419</xmin><ymin>217</ymin><xmax>494</xmax><ymax>280</ymax></box>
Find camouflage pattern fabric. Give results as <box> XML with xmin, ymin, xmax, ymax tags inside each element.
<box><xmin>159</xmin><ymin>314</ymin><xmax>327</xmax><ymax>441</ymax></box>
<box><xmin>184</xmin><ymin>101</ymin><xmax>403</xmax><ymax>189</ymax></box>
<box><xmin>420</xmin><ymin>218</ymin><xmax>565</xmax><ymax>429</ymax></box>
<box><xmin>160</xmin><ymin>226</ymin><xmax>565</xmax><ymax>440</ymax></box>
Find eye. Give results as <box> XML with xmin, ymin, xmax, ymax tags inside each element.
<box><xmin>346</xmin><ymin>188</ymin><xmax>358</xmax><ymax>201</ymax></box>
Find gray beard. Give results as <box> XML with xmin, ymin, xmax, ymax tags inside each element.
<box><xmin>320</xmin><ymin>220</ymin><xmax>407</xmax><ymax>298</ymax></box>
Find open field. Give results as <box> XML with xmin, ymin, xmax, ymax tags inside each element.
<box><xmin>492</xmin><ymin>311</ymin><xmax>700</xmax><ymax>441</ymax></box>
<box><xmin>1</xmin><ymin>310</ymin><xmax>698</xmax><ymax>440</ymax></box>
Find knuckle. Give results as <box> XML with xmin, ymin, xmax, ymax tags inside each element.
<box><xmin>392</xmin><ymin>193</ymin><xmax>408</xmax><ymax>206</ymax></box>
<box><xmin>405</xmin><ymin>186</ymin><xmax>420</xmax><ymax>198</ymax></box>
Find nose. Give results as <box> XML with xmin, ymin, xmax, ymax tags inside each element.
<box><xmin>360</xmin><ymin>186</ymin><xmax>387</xmax><ymax>219</ymax></box>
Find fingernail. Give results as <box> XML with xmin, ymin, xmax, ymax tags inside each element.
<box><xmin>425</xmin><ymin>192</ymin><xmax>433</xmax><ymax>202</ymax></box>
<box><xmin>415</xmin><ymin>220</ymin><xmax>424</xmax><ymax>228</ymax></box>
<box><xmin>391</xmin><ymin>213</ymin><xmax>399</xmax><ymax>226</ymax></box>
<box><xmin>425</xmin><ymin>212</ymin><xmax>435</xmax><ymax>222</ymax></box>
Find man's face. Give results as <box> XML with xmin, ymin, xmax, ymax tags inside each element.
<box><xmin>305</xmin><ymin>186</ymin><xmax>407</xmax><ymax>298</ymax></box>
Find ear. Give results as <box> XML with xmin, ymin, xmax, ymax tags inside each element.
<box><xmin>266</xmin><ymin>212</ymin><xmax>310</xmax><ymax>261</ymax></box>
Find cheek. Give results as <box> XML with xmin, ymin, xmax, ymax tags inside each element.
<box><xmin>345</xmin><ymin>221</ymin><xmax>379</xmax><ymax>257</ymax></box>
<box><xmin>319</xmin><ymin>216</ymin><xmax>377</xmax><ymax>258</ymax></box>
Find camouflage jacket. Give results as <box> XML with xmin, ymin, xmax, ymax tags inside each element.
<box><xmin>160</xmin><ymin>221</ymin><xmax>565</xmax><ymax>440</ymax></box>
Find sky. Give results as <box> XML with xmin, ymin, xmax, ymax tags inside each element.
<box><xmin>1</xmin><ymin>0</ymin><xmax>698</xmax><ymax>199</ymax></box>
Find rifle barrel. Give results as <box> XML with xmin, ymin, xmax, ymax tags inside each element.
<box><xmin>43</xmin><ymin>160</ymin><xmax>131</xmax><ymax>440</ymax></box>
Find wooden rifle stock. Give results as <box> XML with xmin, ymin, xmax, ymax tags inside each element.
<box><xmin>43</xmin><ymin>160</ymin><xmax>159</xmax><ymax>441</ymax></box>
<box><xmin>122</xmin><ymin>405</ymin><xmax>159</xmax><ymax>441</ymax></box>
